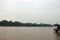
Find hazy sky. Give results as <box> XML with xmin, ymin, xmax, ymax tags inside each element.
<box><xmin>0</xmin><ymin>0</ymin><xmax>60</xmax><ymax>24</ymax></box>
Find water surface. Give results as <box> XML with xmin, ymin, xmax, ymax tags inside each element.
<box><xmin>0</xmin><ymin>26</ymin><xmax>60</xmax><ymax>40</ymax></box>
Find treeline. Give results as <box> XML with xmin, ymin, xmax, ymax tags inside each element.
<box><xmin>0</xmin><ymin>20</ymin><xmax>52</xmax><ymax>26</ymax></box>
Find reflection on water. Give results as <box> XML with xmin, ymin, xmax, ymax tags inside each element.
<box><xmin>0</xmin><ymin>27</ymin><xmax>60</xmax><ymax>40</ymax></box>
<box><xmin>54</xmin><ymin>32</ymin><xmax>60</xmax><ymax>40</ymax></box>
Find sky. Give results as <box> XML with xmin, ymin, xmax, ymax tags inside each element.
<box><xmin>0</xmin><ymin>0</ymin><xmax>60</xmax><ymax>24</ymax></box>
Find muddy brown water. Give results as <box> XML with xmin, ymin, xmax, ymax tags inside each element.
<box><xmin>0</xmin><ymin>27</ymin><xmax>60</xmax><ymax>40</ymax></box>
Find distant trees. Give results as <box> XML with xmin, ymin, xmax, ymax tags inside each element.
<box><xmin>0</xmin><ymin>20</ymin><xmax>9</xmax><ymax>26</ymax></box>
<box><xmin>0</xmin><ymin>20</ymin><xmax>52</xmax><ymax>26</ymax></box>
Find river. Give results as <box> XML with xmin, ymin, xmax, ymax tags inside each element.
<box><xmin>0</xmin><ymin>26</ymin><xmax>60</xmax><ymax>40</ymax></box>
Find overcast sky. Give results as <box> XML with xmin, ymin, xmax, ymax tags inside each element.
<box><xmin>0</xmin><ymin>0</ymin><xmax>60</xmax><ymax>24</ymax></box>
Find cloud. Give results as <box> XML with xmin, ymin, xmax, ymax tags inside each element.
<box><xmin>0</xmin><ymin>0</ymin><xmax>60</xmax><ymax>24</ymax></box>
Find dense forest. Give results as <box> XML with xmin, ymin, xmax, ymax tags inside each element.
<box><xmin>0</xmin><ymin>20</ymin><xmax>53</xmax><ymax>27</ymax></box>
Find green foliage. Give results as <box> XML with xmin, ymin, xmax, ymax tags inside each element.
<box><xmin>0</xmin><ymin>20</ymin><xmax>52</xmax><ymax>26</ymax></box>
